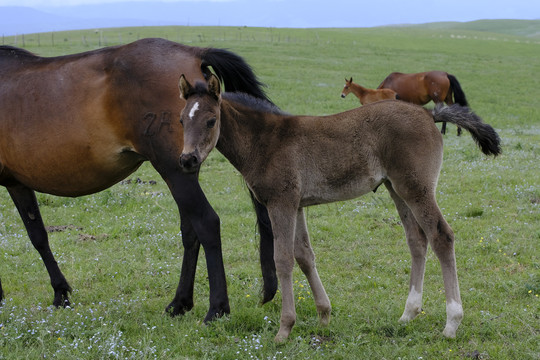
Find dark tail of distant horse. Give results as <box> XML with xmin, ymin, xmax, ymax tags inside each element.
<box><xmin>199</xmin><ymin>48</ymin><xmax>273</xmax><ymax>104</ymax></box>
<box><xmin>447</xmin><ymin>74</ymin><xmax>468</xmax><ymax>106</ymax></box>
<box><xmin>198</xmin><ymin>47</ymin><xmax>278</xmax><ymax>302</ymax></box>
<box><xmin>433</xmin><ymin>104</ymin><xmax>501</xmax><ymax>156</ymax></box>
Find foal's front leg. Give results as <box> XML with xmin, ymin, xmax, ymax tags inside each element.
<box><xmin>294</xmin><ymin>208</ymin><xmax>331</xmax><ymax>325</ymax></box>
<box><xmin>267</xmin><ymin>203</ymin><xmax>298</xmax><ymax>343</ymax></box>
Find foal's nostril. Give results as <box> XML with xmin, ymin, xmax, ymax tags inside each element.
<box><xmin>180</xmin><ymin>153</ymin><xmax>200</xmax><ymax>171</ymax></box>
<box><xmin>341</xmin><ymin>94</ymin><xmax>346</xmax><ymax>98</ymax></box>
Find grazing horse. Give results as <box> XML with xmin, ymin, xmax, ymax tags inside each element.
<box><xmin>178</xmin><ymin>74</ymin><xmax>501</xmax><ymax>342</ymax></box>
<box><xmin>341</xmin><ymin>77</ymin><xmax>397</xmax><ymax>104</ymax></box>
<box><xmin>0</xmin><ymin>38</ymin><xmax>278</xmax><ymax>323</ymax></box>
<box><xmin>378</xmin><ymin>71</ymin><xmax>469</xmax><ymax>135</ymax></box>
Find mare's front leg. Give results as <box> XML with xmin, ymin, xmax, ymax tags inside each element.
<box><xmin>294</xmin><ymin>208</ymin><xmax>331</xmax><ymax>325</ymax></box>
<box><xmin>267</xmin><ymin>202</ymin><xmax>298</xmax><ymax>343</ymax></box>
<box><xmin>162</xmin><ymin>170</ymin><xmax>229</xmax><ymax>322</ymax></box>
<box><xmin>165</xmin><ymin>212</ymin><xmax>201</xmax><ymax>316</ymax></box>
<box><xmin>7</xmin><ymin>184</ymin><xmax>72</xmax><ymax>307</ymax></box>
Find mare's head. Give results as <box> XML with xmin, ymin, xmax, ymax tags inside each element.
<box><xmin>341</xmin><ymin>77</ymin><xmax>354</xmax><ymax>98</ymax></box>
<box><xmin>178</xmin><ymin>73</ymin><xmax>221</xmax><ymax>173</ymax></box>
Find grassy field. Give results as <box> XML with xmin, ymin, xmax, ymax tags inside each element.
<box><xmin>1</xmin><ymin>22</ymin><xmax>539</xmax><ymax>359</ymax></box>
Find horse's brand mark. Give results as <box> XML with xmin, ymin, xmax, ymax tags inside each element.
<box><xmin>143</xmin><ymin>111</ymin><xmax>174</xmax><ymax>137</ymax></box>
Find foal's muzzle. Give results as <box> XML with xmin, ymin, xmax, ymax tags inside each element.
<box><xmin>180</xmin><ymin>152</ymin><xmax>201</xmax><ymax>172</ymax></box>
<box><xmin>340</xmin><ymin>94</ymin><xmax>346</xmax><ymax>98</ymax></box>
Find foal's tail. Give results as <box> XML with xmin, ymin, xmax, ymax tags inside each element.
<box><xmin>447</xmin><ymin>74</ymin><xmax>468</xmax><ymax>106</ymax></box>
<box><xmin>199</xmin><ymin>47</ymin><xmax>273</xmax><ymax>104</ymax></box>
<box><xmin>433</xmin><ymin>104</ymin><xmax>501</xmax><ymax>156</ymax></box>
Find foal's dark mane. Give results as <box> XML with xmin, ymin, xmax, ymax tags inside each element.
<box><xmin>223</xmin><ymin>92</ymin><xmax>287</xmax><ymax>116</ymax></box>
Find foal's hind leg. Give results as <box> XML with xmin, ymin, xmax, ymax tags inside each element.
<box><xmin>390</xmin><ymin>182</ymin><xmax>463</xmax><ymax>338</ymax></box>
<box><xmin>294</xmin><ymin>208</ymin><xmax>331</xmax><ymax>326</ymax></box>
<box><xmin>384</xmin><ymin>182</ymin><xmax>428</xmax><ymax>323</ymax></box>
<box><xmin>7</xmin><ymin>184</ymin><xmax>72</xmax><ymax>307</ymax></box>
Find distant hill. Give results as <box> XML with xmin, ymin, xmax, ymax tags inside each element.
<box><xmin>411</xmin><ymin>19</ymin><xmax>540</xmax><ymax>38</ymax></box>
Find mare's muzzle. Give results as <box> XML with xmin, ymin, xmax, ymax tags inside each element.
<box><xmin>180</xmin><ymin>151</ymin><xmax>201</xmax><ymax>172</ymax></box>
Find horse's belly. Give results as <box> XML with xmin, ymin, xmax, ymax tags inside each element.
<box><xmin>300</xmin><ymin>175</ymin><xmax>384</xmax><ymax>207</ymax></box>
<box><xmin>1</xmin><ymin>148</ymin><xmax>145</xmax><ymax>197</ymax></box>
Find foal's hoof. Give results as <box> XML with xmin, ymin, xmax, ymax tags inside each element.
<box><xmin>274</xmin><ymin>327</ymin><xmax>293</xmax><ymax>344</ymax></box>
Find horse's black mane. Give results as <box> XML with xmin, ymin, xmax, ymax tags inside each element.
<box><xmin>223</xmin><ymin>92</ymin><xmax>287</xmax><ymax>116</ymax></box>
<box><xmin>0</xmin><ymin>45</ymin><xmax>36</xmax><ymax>58</ymax></box>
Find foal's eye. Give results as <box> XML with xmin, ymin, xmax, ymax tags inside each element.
<box><xmin>207</xmin><ymin>118</ymin><xmax>216</xmax><ymax>128</ymax></box>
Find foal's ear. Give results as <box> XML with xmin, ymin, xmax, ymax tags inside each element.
<box><xmin>178</xmin><ymin>74</ymin><xmax>192</xmax><ymax>100</ymax></box>
<box><xmin>208</xmin><ymin>73</ymin><xmax>221</xmax><ymax>99</ymax></box>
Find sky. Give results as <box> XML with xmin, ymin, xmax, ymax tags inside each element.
<box><xmin>0</xmin><ymin>0</ymin><xmax>538</xmax><ymax>34</ymax></box>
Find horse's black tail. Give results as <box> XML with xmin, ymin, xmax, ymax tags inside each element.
<box><xmin>447</xmin><ymin>74</ymin><xmax>468</xmax><ymax>106</ymax></box>
<box><xmin>433</xmin><ymin>104</ymin><xmax>501</xmax><ymax>156</ymax></box>
<box><xmin>199</xmin><ymin>47</ymin><xmax>273</xmax><ymax>104</ymax></box>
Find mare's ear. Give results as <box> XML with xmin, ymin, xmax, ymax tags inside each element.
<box><xmin>178</xmin><ymin>74</ymin><xmax>192</xmax><ymax>99</ymax></box>
<box><xmin>208</xmin><ymin>73</ymin><xmax>221</xmax><ymax>99</ymax></box>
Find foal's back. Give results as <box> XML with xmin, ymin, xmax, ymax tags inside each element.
<box><xmin>270</xmin><ymin>100</ymin><xmax>443</xmax><ymax>205</ymax></box>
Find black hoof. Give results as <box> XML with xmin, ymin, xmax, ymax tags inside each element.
<box><xmin>203</xmin><ymin>305</ymin><xmax>230</xmax><ymax>323</ymax></box>
<box><xmin>165</xmin><ymin>299</ymin><xmax>194</xmax><ymax>317</ymax></box>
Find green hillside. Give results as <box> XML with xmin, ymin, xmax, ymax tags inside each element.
<box><xmin>409</xmin><ymin>19</ymin><xmax>540</xmax><ymax>38</ymax></box>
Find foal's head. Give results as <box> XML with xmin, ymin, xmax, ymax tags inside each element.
<box><xmin>178</xmin><ymin>73</ymin><xmax>221</xmax><ymax>173</ymax></box>
<box><xmin>341</xmin><ymin>77</ymin><xmax>354</xmax><ymax>98</ymax></box>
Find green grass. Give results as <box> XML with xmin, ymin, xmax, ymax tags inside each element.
<box><xmin>1</xmin><ymin>23</ymin><xmax>539</xmax><ymax>359</ymax></box>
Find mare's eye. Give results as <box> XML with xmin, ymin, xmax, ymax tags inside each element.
<box><xmin>207</xmin><ymin>118</ymin><xmax>216</xmax><ymax>128</ymax></box>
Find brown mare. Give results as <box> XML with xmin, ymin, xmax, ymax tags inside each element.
<box><xmin>178</xmin><ymin>74</ymin><xmax>501</xmax><ymax>342</ymax></box>
<box><xmin>378</xmin><ymin>71</ymin><xmax>469</xmax><ymax>135</ymax></box>
<box><xmin>341</xmin><ymin>77</ymin><xmax>397</xmax><ymax>104</ymax></box>
<box><xmin>0</xmin><ymin>38</ymin><xmax>278</xmax><ymax>323</ymax></box>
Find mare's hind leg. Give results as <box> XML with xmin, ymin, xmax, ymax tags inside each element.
<box><xmin>294</xmin><ymin>208</ymin><xmax>331</xmax><ymax>326</ymax></box>
<box><xmin>250</xmin><ymin>192</ymin><xmax>278</xmax><ymax>304</ymax></box>
<box><xmin>384</xmin><ymin>182</ymin><xmax>428</xmax><ymax>322</ymax></box>
<box><xmin>389</xmin><ymin>181</ymin><xmax>463</xmax><ymax>338</ymax></box>
<box><xmin>7</xmin><ymin>184</ymin><xmax>72</xmax><ymax>307</ymax></box>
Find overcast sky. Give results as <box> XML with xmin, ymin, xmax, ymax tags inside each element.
<box><xmin>1</xmin><ymin>0</ymin><xmax>538</xmax><ymax>20</ymax></box>
<box><xmin>1</xmin><ymin>0</ymin><xmax>538</xmax><ymax>33</ymax></box>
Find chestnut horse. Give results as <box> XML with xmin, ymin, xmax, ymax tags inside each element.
<box><xmin>378</xmin><ymin>71</ymin><xmax>469</xmax><ymax>135</ymax></box>
<box><xmin>178</xmin><ymin>74</ymin><xmax>501</xmax><ymax>342</ymax></box>
<box><xmin>0</xmin><ymin>38</ymin><xmax>277</xmax><ymax>322</ymax></box>
<box><xmin>341</xmin><ymin>77</ymin><xmax>397</xmax><ymax>104</ymax></box>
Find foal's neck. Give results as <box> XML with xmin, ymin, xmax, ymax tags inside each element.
<box><xmin>216</xmin><ymin>99</ymin><xmax>277</xmax><ymax>174</ymax></box>
<box><xmin>351</xmin><ymin>82</ymin><xmax>368</xmax><ymax>96</ymax></box>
